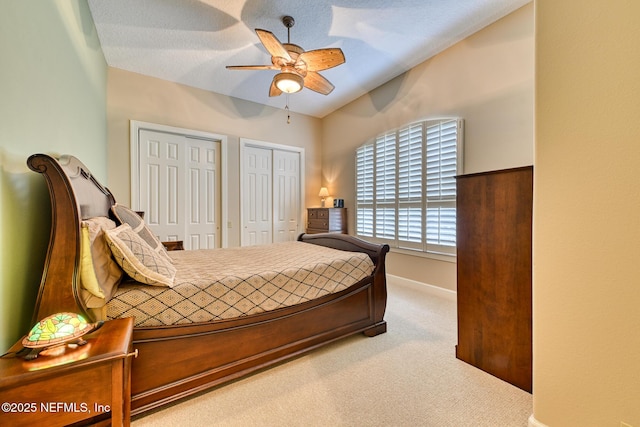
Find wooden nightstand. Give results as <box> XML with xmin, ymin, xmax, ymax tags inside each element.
<box><xmin>0</xmin><ymin>317</ymin><xmax>136</xmax><ymax>427</ymax></box>
<box><xmin>307</xmin><ymin>207</ymin><xmax>347</xmax><ymax>234</ymax></box>
<box><xmin>162</xmin><ymin>240</ymin><xmax>184</xmax><ymax>251</ymax></box>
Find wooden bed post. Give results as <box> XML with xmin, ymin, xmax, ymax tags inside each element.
<box><xmin>365</xmin><ymin>244</ymin><xmax>389</xmax><ymax>336</ymax></box>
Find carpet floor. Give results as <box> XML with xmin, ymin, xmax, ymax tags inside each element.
<box><xmin>132</xmin><ymin>278</ymin><xmax>532</xmax><ymax>426</ymax></box>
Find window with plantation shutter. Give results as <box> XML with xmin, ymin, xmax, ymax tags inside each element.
<box><xmin>355</xmin><ymin>118</ymin><xmax>463</xmax><ymax>256</ymax></box>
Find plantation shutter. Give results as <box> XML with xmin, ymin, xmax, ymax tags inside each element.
<box><xmin>397</xmin><ymin>123</ymin><xmax>423</xmax><ymax>249</ymax></box>
<box><xmin>425</xmin><ymin>119</ymin><xmax>458</xmax><ymax>254</ymax></box>
<box><xmin>355</xmin><ymin>118</ymin><xmax>463</xmax><ymax>257</ymax></box>
<box><xmin>356</xmin><ymin>144</ymin><xmax>374</xmax><ymax>236</ymax></box>
<box><xmin>375</xmin><ymin>133</ymin><xmax>396</xmax><ymax>240</ymax></box>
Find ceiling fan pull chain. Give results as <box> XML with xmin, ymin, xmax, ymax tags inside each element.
<box><xmin>285</xmin><ymin>94</ymin><xmax>291</xmax><ymax>124</ymax></box>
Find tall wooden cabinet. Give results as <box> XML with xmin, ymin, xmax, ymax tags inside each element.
<box><xmin>455</xmin><ymin>166</ymin><xmax>533</xmax><ymax>392</ymax></box>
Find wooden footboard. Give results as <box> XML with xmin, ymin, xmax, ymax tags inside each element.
<box><xmin>129</xmin><ymin>275</ymin><xmax>385</xmax><ymax>413</ymax></box>
<box><xmin>26</xmin><ymin>153</ymin><xmax>390</xmax><ymax>415</ymax></box>
<box><xmin>298</xmin><ymin>232</ymin><xmax>388</xmax><ymax>333</ymax></box>
<box><xmin>128</xmin><ymin>234</ymin><xmax>388</xmax><ymax>414</ymax></box>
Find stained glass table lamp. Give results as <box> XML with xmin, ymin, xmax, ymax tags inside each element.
<box><xmin>21</xmin><ymin>312</ymin><xmax>103</xmax><ymax>360</ymax></box>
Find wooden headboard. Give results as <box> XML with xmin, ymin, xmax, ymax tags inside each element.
<box><xmin>27</xmin><ymin>154</ymin><xmax>115</xmax><ymax>323</ymax></box>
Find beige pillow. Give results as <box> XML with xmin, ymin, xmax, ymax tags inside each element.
<box><xmin>83</xmin><ymin>217</ymin><xmax>124</xmax><ymax>301</ymax></box>
<box><xmin>79</xmin><ymin>225</ymin><xmax>105</xmax><ymax>299</ymax></box>
<box><xmin>110</xmin><ymin>203</ymin><xmax>173</xmax><ymax>264</ymax></box>
<box><xmin>105</xmin><ymin>223</ymin><xmax>177</xmax><ymax>287</ymax></box>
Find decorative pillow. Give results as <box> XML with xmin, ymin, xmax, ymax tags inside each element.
<box><xmin>83</xmin><ymin>217</ymin><xmax>124</xmax><ymax>301</ymax></box>
<box><xmin>79</xmin><ymin>225</ymin><xmax>105</xmax><ymax>299</ymax></box>
<box><xmin>105</xmin><ymin>224</ymin><xmax>177</xmax><ymax>287</ymax></box>
<box><xmin>110</xmin><ymin>203</ymin><xmax>173</xmax><ymax>264</ymax></box>
<box><xmin>81</xmin><ymin>288</ymin><xmax>107</xmax><ymax>310</ymax></box>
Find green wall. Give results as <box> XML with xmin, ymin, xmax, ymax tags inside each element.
<box><xmin>0</xmin><ymin>1</ymin><xmax>107</xmax><ymax>351</ymax></box>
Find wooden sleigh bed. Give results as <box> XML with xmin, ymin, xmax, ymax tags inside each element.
<box><xmin>26</xmin><ymin>153</ymin><xmax>389</xmax><ymax>416</ymax></box>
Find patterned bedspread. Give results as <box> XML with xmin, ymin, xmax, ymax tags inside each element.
<box><xmin>106</xmin><ymin>241</ymin><xmax>374</xmax><ymax>326</ymax></box>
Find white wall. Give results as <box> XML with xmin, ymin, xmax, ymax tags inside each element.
<box><xmin>533</xmin><ymin>0</ymin><xmax>640</xmax><ymax>425</ymax></box>
<box><xmin>322</xmin><ymin>3</ymin><xmax>534</xmax><ymax>291</ymax></box>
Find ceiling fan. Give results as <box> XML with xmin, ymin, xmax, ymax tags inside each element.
<box><xmin>226</xmin><ymin>16</ymin><xmax>345</xmax><ymax>97</ymax></box>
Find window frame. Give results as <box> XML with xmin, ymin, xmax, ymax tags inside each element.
<box><xmin>355</xmin><ymin>118</ymin><xmax>464</xmax><ymax>258</ymax></box>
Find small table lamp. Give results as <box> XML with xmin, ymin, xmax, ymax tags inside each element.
<box><xmin>318</xmin><ymin>187</ymin><xmax>329</xmax><ymax>207</ymax></box>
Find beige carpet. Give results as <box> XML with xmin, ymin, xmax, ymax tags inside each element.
<box><xmin>132</xmin><ymin>278</ymin><xmax>532</xmax><ymax>426</ymax></box>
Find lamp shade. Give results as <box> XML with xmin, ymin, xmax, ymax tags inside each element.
<box><xmin>21</xmin><ymin>312</ymin><xmax>102</xmax><ymax>360</ymax></box>
<box><xmin>318</xmin><ymin>187</ymin><xmax>329</xmax><ymax>197</ymax></box>
<box><xmin>274</xmin><ymin>72</ymin><xmax>304</xmax><ymax>93</ymax></box>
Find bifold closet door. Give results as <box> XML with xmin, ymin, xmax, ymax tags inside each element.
<box><xmin>242</xmin><ymin>145</ymin><xmax>301</xmax><ymax>246</ymax></box>
<box><xmin>184</xmin><ymin>138</ymin><xmax>220</xmax><ymax>249</ymax></box>
<box><xmin>272</xmin><ymin>149</ymin><xmax>300</xmax><ymax>243</ymax></box>
<box><xmin>137</xmin><ymin>129</ymin><xmax>221</xmax><ymax>249</ymax></box>
<box><xmin>242</xmin><ymin>145</ymin><xmax>273</xmax><ymax>246</ymax></box>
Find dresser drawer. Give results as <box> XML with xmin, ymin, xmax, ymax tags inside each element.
<box><xmin>308</xmin><ymin>208</ymin><xmax>329</xmax><ymax>220</ymax></box>
<box><xmin>308</xmin><ymin>219</ymin><xmax>329</xmax><ymax>230</ymax></box>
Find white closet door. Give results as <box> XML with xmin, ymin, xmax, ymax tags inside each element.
<box><xmin>185</xmin><ymin>138</ymin><xmax>220</xmax><ymax>249</ymax></box>
<box><xmin>137</xmin><ymin>129</ymin><xmax>221</xmax><ymax>249</ymax></box>
<box><xmin>139</xmin><ymin>129</ymin><xmax>183</xmax><ymax>242</ymax></box>
<box><xmin>273</xmin><ymin>150</ymin><xmax>300</xmax><ymax>242</ymax></box>
<box><xmin>241</xmin><ymin>143</ymin><xmax>302</xmax><ymax>246</ymax></box>
<box><xmin>243</xmin><ymin>146</ymin><xmax>273</xmax><ymax>245</ymax></box>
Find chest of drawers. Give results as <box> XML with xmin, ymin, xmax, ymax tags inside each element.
<box><xmin>306</xmin><ymin>208</ymin><xmax>347</xmax><ymax>234</ymax></box>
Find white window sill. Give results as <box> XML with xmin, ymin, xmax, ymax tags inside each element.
<box><xmin>390</xmin><ymin>247</ymin><xmax>457</xmax><ymax>263</ymax></box>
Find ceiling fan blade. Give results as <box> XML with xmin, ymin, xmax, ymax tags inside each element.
<box><xmin>304</xmin><ymin>71</ymin><xmax>335</xmax><ymax>95</ymax></box>
<box><xmin>298</xmin><ymin>48</ymin><xmax>345</xmax><ymax>72</ymax></box>
<box><xmin>269</xmin><ymin>79</ymin><xmax>283</xmax><ymax>97</ymax></box>
<box><xmin>226</xmin><ymin>65</ymin><xmax>278</xmax><ymax>70</ymax></box>
<box><xmin>255</xmin><ymin>29</ymin><xmax>292</xmax><ymax>62</ymax></box>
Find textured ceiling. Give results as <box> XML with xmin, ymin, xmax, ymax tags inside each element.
<box><xmin>88</xmin><ymin>0</ymin><xmax>530</xmax><ymax>118</ymax></box>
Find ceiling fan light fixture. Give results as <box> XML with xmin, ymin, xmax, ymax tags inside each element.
<box><xmin>274</xmin><ymin>72</ymin><xmax>304</xmax><ymax>94</ymax></box>
<box><xmin>228</xmin><ymin>15</ymin><xmax>344</xmax><ymax>97</ymax></box>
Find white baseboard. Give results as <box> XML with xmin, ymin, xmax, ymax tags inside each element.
<box><xmin>528</xmin><ymin>415</ymin><xmax>548</xmax><ymax>427</ymax></box>
<box><xmin>386</xmin><ymin>274</ymin><xmax>457</xmax><ymax>301</ymax></box>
